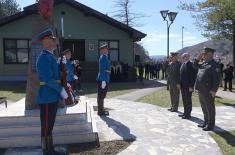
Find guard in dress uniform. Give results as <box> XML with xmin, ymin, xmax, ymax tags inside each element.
<box><xmin>168</xmin><ymin>52</ymin><xmax>181</xmax><ymax>112</ymax></box>
<box><xmin>97</xmin><ymin>43</ymin><xmax>111</xmax><ymax>116</ymax></box>
<box><xmin>63</xmin><ymin>49</ymin><xmax>77</xmax><ymax>90</ymax></box>
<box><xmin>36</xmin><ymin>28</ymin><xmax>68</xmax><ymax>155</ymax></box>
<box><xmin>194</xmin><ymin>47</ymin><xmax>221</xmax><ymax>131</ymax></box>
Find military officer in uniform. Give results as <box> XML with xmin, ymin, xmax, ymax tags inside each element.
<box><xmin>194</xmin><ymin>47</ymin><xmax>221</xmax><ymax>131</ymax></box>
<box><xmin>36</xmin><ymin>28</ymin><xmax>68</xmax><ymax>155</ymax></box>
<box><xmin>168</xmin><ymin>52</ymin><xmax>181</xmax><ymax>112</ymax></box>
<box><xmin>97</xmin><ymin>43</ymin><xmax>111</xmax><ymax>116</ymax></box>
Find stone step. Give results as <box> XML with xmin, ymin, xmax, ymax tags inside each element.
<box><xmin>0</xmin><ymin>113</ymin><xmax>87</xmax><ymax>127</ymax></box>
<box><xmin>0</xmin><ymin>122</ymin><xmax>92</xmax><ymax>138</ymax></box>
<box><xmin>0</xmin><ymin>97</ymin><xmax>99</xmax><ymax>148</ymax></box>
<box><xmin>0</xmin><ymin>131</ymin><xmax>98</xmax><ymax>148</ymax></box>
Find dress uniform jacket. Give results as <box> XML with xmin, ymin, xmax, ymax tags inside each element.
<box><xmin>65</xmin><ymin>60</ymin><xmax>74</xmax><ymax>82</ymax></box>
<box><xmin>97</xmin><ymin>54</ymin><xmax>111</xmax><ymax>83</ymax></box>
<box><xmin>195</xmin><ymin>59</ymin><xmax>221</xmax><ymax>92</ymax></box>
<box><xmin>36</xmin><ymin>50</ymin><xmax>62</xmax><ymax>104</ymax></box>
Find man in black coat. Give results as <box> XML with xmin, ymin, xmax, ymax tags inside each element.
<box><xmin>179</xmin><ymin>53</ymin><xmax>197</xmax><ymax>119</ymax></box>
<box><xmin>223</xmin><ymin>63</ymin><xmax>234</xmax><ymax>92</ymax></box>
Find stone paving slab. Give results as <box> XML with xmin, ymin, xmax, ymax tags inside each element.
<box><xmin>90</xmin><ymin>98</ymin><xmax>235</xmax><ymax>155</ymax></box>
<box><xmin>3</xmin><ymin>97</ymin><xmax>235</xmax><ymax>155</ymax></box>
<box><xmin>112</xmin><ymin>80</ymin><xmax>165</xmax><ymax>101</ymax></box>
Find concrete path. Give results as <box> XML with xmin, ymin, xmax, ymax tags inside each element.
<box><xmin>91</xmin><ymin>98</ymin><xmax>235</xmax><ymax>155</ymax></box>
<box><xmin>112</xmin><ymin>80</ymin><xmax>165</xmax><ymax>101</ymax></box>
<box><xmin>216</xmin><ymin>89</ymin><xmax>235</xmax><ymax>100</ymax></box>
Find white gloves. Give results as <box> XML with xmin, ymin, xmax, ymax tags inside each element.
<box><xmin>57</xmin><ymin>58</ymin><xmax>61</xmax><ymax>64</ymax></box>
<box><xmin>60</xmin><ymin>88</ymin><xmax>68</xmax><ymax>99</ymax></box>
<box><xmin>57</xmin><ymin>56</ymin><xmax>67</xmax><ymax>64</ymax></box>
<box><xmin>67</xmin><ymin>83</ymin><xmax>71</xmax><ymax>88</ymax></box>
<box><xmin>101</xmin><ymin>81</ymin><xmax>106</xmax><ymax>89</ymax></box>
<box><xmin>74</xmin><ymin>75</ymin><xmax>78</xmax><ymax>80</ymax></box>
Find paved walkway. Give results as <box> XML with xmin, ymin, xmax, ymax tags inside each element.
<box><xmin>91</xmin><ymin>98</ymin><xmax>235</xmax><ymax>155</ymax></box>
<box><xmin>112</xmin><ymin>80</ymin><xmax>165</xmax><ymax>101</ymax></box>
<box><xmin>216</xmin><ymin>89</ymin><xmax>235</xmax><ymax>100</ymax></box>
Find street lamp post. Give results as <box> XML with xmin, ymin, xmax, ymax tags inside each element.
<box><xmin>160</xmin><ymin>10</ymin><xmax>178</xmax><ymax>57</ymax></box>
<box><xmin>182</xmin><ymin>26</ymin><xmax>184</xmax><ymax>49</ymax></box>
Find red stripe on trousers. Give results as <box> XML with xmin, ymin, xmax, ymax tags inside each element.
<box><xmin>45</xmin><ymin>104</ymin><xmax>48</xmax><ymax>136</ymax></box>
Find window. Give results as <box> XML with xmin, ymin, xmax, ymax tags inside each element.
<box><xmin>99</xmin><ymin>40</ymin><xmax>119</xmax><ymax>62</ymax></box>
<box><xmin>4</xmin><ymin>39</ymin><xmax>31</xmax><ymax>64</ymax></box>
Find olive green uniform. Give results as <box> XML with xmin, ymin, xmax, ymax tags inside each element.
<box><xmin>194</xmin><ymin>59</ymin><xmax>221</xmax><ymax>127</ymax></box>
<box><xmin>168</xmin><ymin>61</ymin><xmax>181</xmax><ymax>111</ymax></box>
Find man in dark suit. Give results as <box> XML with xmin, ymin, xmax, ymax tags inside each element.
<box><xmin>223</xmin><ymin>63</ymin><xmax>234</xmax><ymax>92</ymax></box>
<box><xmin>179</xmin><ymin>53</ymin><xmax>197</xmax><ymax>119</ymax></box>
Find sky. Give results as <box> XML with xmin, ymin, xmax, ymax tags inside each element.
<box><xmin>17</xmin><ymin>0</ymin><xmax>207</xmax><ymax>56</ymax></box>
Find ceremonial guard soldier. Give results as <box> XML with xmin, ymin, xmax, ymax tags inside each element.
<box><xmin>97</xmin><ymin>43</ymin><xmax>111</xmax><ymax>116</ymax></box>
<box><xmin>36</xmin><ymin>28</ymin><xmax>68</xmax><ymax>155</ymax></box>
<box><xmin>168</xmin><ymin>52</ymin><xmax>181</xmax><ymax>112</ymax></box>
<box><xmin>194</xmin><ymin>47</ymin><xmax>221</xmax><ymax>131</ymax></box>
<box><xmin>63</xmin><ymin>49</ymin><xmax>78</xmax><ymax>90</ymax></box>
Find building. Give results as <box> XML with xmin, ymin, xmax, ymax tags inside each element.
<box><xmin>0</xmin><ymin>0</ymin><xmax>146</xmax><ymax>82</ymax></box>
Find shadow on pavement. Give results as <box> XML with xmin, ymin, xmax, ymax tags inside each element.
<box><xmin>188</xmin><ymin>115</ymin><xmax>235</xmax><ymax>147</ymax></box>
<box><xmin>100</xmin><ymin>116</ymin><xmax>137</xmax><ymax>141</ymax></box>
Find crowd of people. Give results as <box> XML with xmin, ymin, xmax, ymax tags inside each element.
<box><xmin>137</xmin><ymin>60</ymin><xmax>169</xmax><ymax>82</ymax></box>
<box><xmin>137</xmin><ymin>47</ymin><xmax>234</xmax><ymax>131</ymax></box>
<box><xmin>110</xmin><ymin>62</ymin><xmax>129</xmax><ymax>82</ymax></box>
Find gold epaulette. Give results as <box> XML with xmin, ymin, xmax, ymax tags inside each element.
<box><xmin>39</xmin><ymin>80</ymin><xmax>61</xmax><ymax>86</ymax></box>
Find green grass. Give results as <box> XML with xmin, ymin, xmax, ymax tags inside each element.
<box><xmin>138</xmin><ymin>86</ymin><xmax>235</xmax><ymax>107</ymax></box>
<box><xmin>0</xmin><ymin>82</ymin><xmax>145</xmax><ymax>101</ymax></box>
<box><xmin>82</xmin><ymin>82</ymin><xmax>145</xmax><ymax>98</ymax></box>
<box><xmin>0</xmin><ymin>82</ymin><xmax>26</xmax><ymax>102</ymax></box>
<box><xmin>210</xmin><ymin>131</ymin><xmax>235</xmax><ymax>155</ymax></box>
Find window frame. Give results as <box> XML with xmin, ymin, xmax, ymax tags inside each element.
<box><xmin>98</xmin><ymin>40</ymin><xmax>120</xmax><ymax>62</ymax></box>
<box><xmin>3</xmin><ymin>38</ymin><xmax>31</xmax><ymax>64</ymax></box>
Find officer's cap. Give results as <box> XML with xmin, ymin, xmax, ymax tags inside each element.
<box><xmin>63</xmin><ymin>49</ymin><xmax>71</xmax><ymax>54</ymax></box>
<box><xmin>203</xmin><ymin>47</ymin><xmax>215</xmax><ymax>53</ymax></box>
<box><xmin>100</xmin><ymin>43</ymin><xmax>108</xmax><ymax>50</ymax></box>
<box><xmin>35</xmin><ymin>28</ymin><xmax>56</xmax><ymax>41</ymax></box>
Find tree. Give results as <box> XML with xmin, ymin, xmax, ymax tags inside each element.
<box><xmin>134</xmin><ymin>43</ymin><xmax>150</xmax><ymax>62</ymax></box>
<box><xmin>0</xmin><ymin>0</ymin><xmax>20</xmax><ymax>18</ymax></box>
<box><xmin>179</xmin><ymin>0</ymin><xmax>235</xmax><ymax>66</ymax></box>
<box><xmin>111</xmin><ymin>0</ymin><xmax>145</xmax><ymax>27</ymax></box>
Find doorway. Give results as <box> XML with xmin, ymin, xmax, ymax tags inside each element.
<box><xmin>63</xmin><ymin>39</ymin><xmax>85</xmax><ymax>61</ymax></box>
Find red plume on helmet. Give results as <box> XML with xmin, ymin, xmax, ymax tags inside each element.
<box><xmin>37</xmin><ymin>0</ymin><xmax>54</xmax><ymax>20</ymax></box>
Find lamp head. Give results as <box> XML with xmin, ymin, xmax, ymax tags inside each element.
<box><xmin>168</xmin><ymin>12</ymin><xmax>178</xmax><ymax>23</ymax></box>
<box><xmin>160</xmin><ymin>10</ymin><xmax>169</xmax><ymax>20</ymax></box>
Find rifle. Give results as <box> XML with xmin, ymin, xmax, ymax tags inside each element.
<box><xmin>57</xmin><ymin>11</ymin><xmax>75</xmax><ymax>105</ymax></box>
<box><xmin>37</xmin><ymin>0</ymin><xmax>75</xmax><ymax>105</ymax></box>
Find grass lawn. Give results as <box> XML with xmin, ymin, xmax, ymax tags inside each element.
<box><xmin>210</xmin><ymin>131</ymin><xmax>235</xmax><ymax>155</ymax></box>
<box><xmin>0</xmin><ymin>82</ymin><xmax>26</xmax><ymax>102</ymax></box>
<box><xmin>0</xmin><ymin>82</ymin><xmax>145</xmax><ymax>101</ymax></box>
<box><xmin>138</xmin><ymin>86</ymin><xmax>235</xmax><ymax>107</ymax></box>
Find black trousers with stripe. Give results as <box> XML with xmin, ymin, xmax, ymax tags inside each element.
<box><xmin>39</xmin><ymin>102</ymin><xmax>58</xmax><ymax>137</ymax></box>
<box><xmin>97</xmin><ymin>81</ymin><xmax>108</xmax><ymax>112</ymax></box>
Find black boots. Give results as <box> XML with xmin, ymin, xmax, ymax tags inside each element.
<box><xmin>41</xmin><ymin>136</ymin><xmax>66</xmax><ymax>155</ymax></box>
